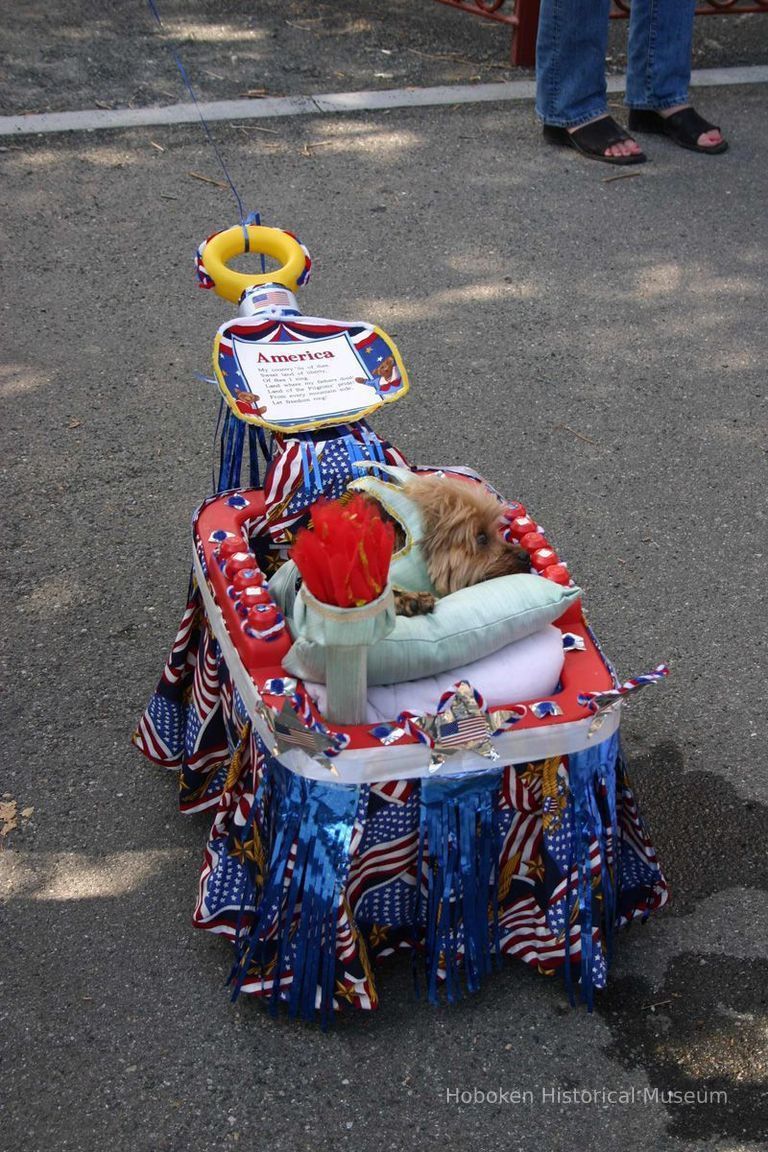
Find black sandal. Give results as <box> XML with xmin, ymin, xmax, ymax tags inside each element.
<box><xmin>543</xmin><ymin>115</ymin><xmax>647</xmax><ymax>166</ymax></box>
<box><xmin>628</xmin><ymin>107</ymin><xmax>728</xmax><ymax>154</ymax></box>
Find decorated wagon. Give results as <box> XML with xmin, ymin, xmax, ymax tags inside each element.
<box><xmin>134</xmin><ymin>226</ymin><xmax>668</xmax><ymax>1025</ymax></box>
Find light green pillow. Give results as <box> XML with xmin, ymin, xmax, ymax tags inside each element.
<box><xmin>279</xmin><ymin>573</ymin><xmax>580</xmax><ymax>687</ymax></box>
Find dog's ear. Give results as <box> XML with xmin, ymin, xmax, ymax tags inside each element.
<box><xmin>405</xmin><ymin>475</ymin><xmax>494</xmax><ymax>543</ymax></box>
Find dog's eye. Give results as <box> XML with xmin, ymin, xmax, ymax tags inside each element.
<box><xmin>476</xmin><ymin>532</ymin><xmax>489</xmax><ymax>548</ymax></box>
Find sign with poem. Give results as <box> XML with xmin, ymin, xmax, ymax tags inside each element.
<box><xmin>232</xmin><ymin>332</ymin><xmax>377</xmax><ymax>425</ymax></box>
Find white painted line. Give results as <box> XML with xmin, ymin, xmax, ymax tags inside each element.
<box><xmin>688</xmin><ymin>64</ymin><xmax>768</xmax><ymax>87</ymax></box>
<box><xmin>1</xmin><ymin>65</ymin><xmax>767</xmax><ymax>138</ymax></box>
<box><xmin>312</xmin><ymin>80</ymin><xmax>537</xmax><ymax>112</ymax></box>
<box><xmin>0</xmin><ymin>95</ymin><xmax>319</xmax><ymax>137</ymax></box>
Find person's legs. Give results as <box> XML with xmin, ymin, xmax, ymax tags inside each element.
<box><xmin>626</xmin><ymin>0</ymin><xmax>695</xmax><ymax>109</ymax></box>
<box><xmin>626</xmin><ymin>0</ymin><xmax>724</xmax><ymax>148</ymax></box>
<box><xmin>536</xmin><ymin>0</ymin><xmax>641</xmax><ymax>158</ymax></box>
<box><xmin>536</xmin><ymin>0</ymin><xmax>612</xmax><ymax>128</ymax></box>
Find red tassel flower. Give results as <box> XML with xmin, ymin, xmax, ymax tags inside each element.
<box><xmin>291</xmin><ymin>495</ymin><xmax>394</xmax><ymax>608</ymax></box>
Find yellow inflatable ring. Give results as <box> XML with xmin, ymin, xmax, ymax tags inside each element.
<box><xmin>200</xmin><ymin>225</ymin><xmax>310</xmax><ymax>303</ymax></box>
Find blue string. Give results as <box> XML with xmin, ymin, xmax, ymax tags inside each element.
<box><xmin>242</xmin><ymin>209</ymin><xmax>268</xmax><ymax>275</ymax></box>
<box><xmin>148</xmin><ymin>3</ymin><xmax>283</xmax><ymax>492</ymax></box>
<box><xmin>147</xmin><ymin>0</ymin><xmax>248</xmax><ymax>225</ymax></box>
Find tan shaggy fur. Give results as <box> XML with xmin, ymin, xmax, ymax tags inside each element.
<box><xmin>402</xmin><ymin>473</ymin><xmax>530</xmax><ymax>598</ymax></box>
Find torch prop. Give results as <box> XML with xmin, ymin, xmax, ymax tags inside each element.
<box><xmin>290</xmin><ymin>496</ymin><xmax>396</xmax><ymax>725</ymax></box>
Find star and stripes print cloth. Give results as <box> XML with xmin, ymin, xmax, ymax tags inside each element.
<box><xmin>134</xmin><ymin>597</ymin><xmax>668</xmax><ymax>1016</ymax></box>
<box><xmin>256</xmin><ymin>424</ymin><xmax>409</xmax><ymax>551</ymax></box>
<box><xmin>132</xmin><ymin>584</ymin><xmax>235</xmax><ymax>813</ymax></box>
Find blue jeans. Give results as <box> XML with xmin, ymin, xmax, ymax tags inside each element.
<box><xmin>536</xmin><ymin>0</ymin><xmax>696</xmax><ymax>127</ymax></box>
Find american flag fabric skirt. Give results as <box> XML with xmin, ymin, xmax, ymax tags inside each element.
<box><xmin>134</xmin><ymin>592</ymin><xmax>669</xmax><ymax>1023</ymax></box>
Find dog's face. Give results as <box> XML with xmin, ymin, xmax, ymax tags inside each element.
<box><xmin>403</xmin><ymin>474</ymin><xmax>531</xmax><ymax>596</ymax></box>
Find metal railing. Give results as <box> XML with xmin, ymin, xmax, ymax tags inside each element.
<box><xmin>433</xmin><ymin>0</ymin><xmax>768</xmax><ymax>67</ymax></box>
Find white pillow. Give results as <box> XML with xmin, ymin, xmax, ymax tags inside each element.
<box><xmin>305</xmin><ymin>625</ymin><xmax>564</xmax><ymax>725</ymax></box>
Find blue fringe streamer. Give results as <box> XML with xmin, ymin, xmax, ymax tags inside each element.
<box><xmin>218</xmin><ymin>409</ymin><xmax>244</xmax><ymax>491</ymax></box>
<box><xmin>247</xmin><ymin>425</ymin><xmax>261</xmax><ymax>489</ymax></box>
<box><xmin>216</xmin><ymin>409</ymin><xmax>273</xmax><ymax>493</ymax></box>
<box><xmin>418</xmin><ymin>770</ymin><xmax>503</xmax><ymax>1004</ymax></box>
<box><xmin>225</xmin><ymin>733</ymin><xmax>627</xmax><ymax>1023</ymax></box>
<box><xmin>566</xmin><ymin>731</ymin><xmax>620</xmax><ymax>1010</ymax></box>
<box><xmin>228</xmin><ymin>755</ymin><xmax>360</xmax><ymax>1028</ymax></box>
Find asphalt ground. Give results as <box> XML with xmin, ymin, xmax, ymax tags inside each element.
<box><xmin>1</xmin><ymin>5</ymin><xmax>767</xmax><ymax>1152</ymax></box>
